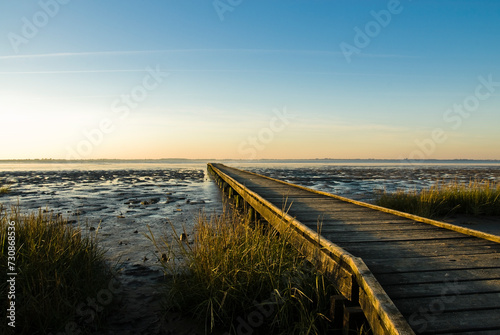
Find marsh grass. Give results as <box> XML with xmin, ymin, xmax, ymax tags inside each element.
<box><xmin>150</xmin><ymin>208</ymin><xmax>338</xmax><ymax>334</ymax></box>
<box><xmin>0</xmin><ymin>185</ymin><xmax>10</xmax><ymax>194</ymax></box>
<box><xmin>375</xmin><ymin>179</ymin><xmax>500</xmax><ymax>218</ymax></box>
<box><xmin>0</xmin><ymin>205</ymin><xmax>113</xmax><ymax>334</ymax></box>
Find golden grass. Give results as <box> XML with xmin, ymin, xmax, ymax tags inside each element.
<box><xmin>376</xmin><ymin>179</ymin><xmax>500</xmax><ymax>218</ymax></box>
<box><xmin>150</xmin><ymin>208</ymin><xmax>338</xmax><ymax>334</ymax></box>
<box><xmin>0</xmin><ymin>205</ymin><xmax>113</xmax><ymax>334</ymax></box>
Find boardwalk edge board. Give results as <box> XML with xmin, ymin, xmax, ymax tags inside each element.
<box><xmin>208</xmin><ymin>163</ymin><xmax>416</xmax><ymax>335</ymax></box>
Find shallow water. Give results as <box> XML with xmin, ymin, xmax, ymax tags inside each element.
<box><xmin>0</xmin><ymin>166</ymin><xmax>222</xmax><ymax>265</ymax></box>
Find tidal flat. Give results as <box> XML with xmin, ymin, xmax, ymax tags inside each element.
<box><xmin>0</xmin><ymin>166</ymin><xmax>222</xmax><ymax>334</ymax></box>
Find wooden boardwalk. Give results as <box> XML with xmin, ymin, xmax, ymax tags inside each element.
<box><xmin>208</xmin><ymin>163</ymin><xmax>500</xmax><ymax>335</ymax></box>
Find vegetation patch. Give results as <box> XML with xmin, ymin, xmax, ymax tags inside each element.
<box><xmin>375</xmin><ymin>179</ymin><xmax>500</xmax><ymax>218</ymax></box>
<box><xmin>152</xmin><ymin>208</ymin><xmax>340</xmax><ymax>334</ymax></box>
<box><xmin>0</xmin><ymin>205</ymin><xmax>114</xmax><ymax>335</ymax></box>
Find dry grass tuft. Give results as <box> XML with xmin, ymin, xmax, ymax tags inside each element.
<box><xmin>150</xmin><ymin>207</ymin><xmax>338</xmax><ymax>334</ymax></box>
<box><xmin>0</xmin><ymin>205</ymin><xmax>113</xmax><ymax>334</ymax></box>
<box><xmin>376</xmin><ymin>179</ymin><xmax>500</xmax><ymax>218</ymax></box>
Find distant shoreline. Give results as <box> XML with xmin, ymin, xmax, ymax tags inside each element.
<box><xmin>1</xmin><ymin>158</ymin><xmax>500</xmax><ymax>164</ymax></box>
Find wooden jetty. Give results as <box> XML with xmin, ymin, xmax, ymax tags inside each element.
<box><xmin>208</xmin><ymin>163</ymin><xmax>500</xmax><ymax>335</ymax></box>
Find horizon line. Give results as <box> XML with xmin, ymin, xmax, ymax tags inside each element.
<box><xmin>1</xmin><ymin>158</ymin><xmax>499</xmax><ymax>162</ymax></box>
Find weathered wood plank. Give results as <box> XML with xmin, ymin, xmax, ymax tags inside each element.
<box><xmin>302</xmin><ymin>218</ymin><xmax>429</xmax><ymax>225</ymax></box>
<box><xmin>343</xmin><ymin>239</ymin><xmax>500</xmax><ymax>259</ymax></box>
<box><xmin>366</xmin><ymin>253</ymin><xmax>500</xmax><ymax>274</ymax></box>
<box><xmin>296</xmin><ymin>214</ymin><xmax>415</xmax><ymax>224</ymax></box>
<box><xmin>341</xmin><ymin>237</ymin><xmax>498</xmax><ymax>251</ymax></box>
<box><xmin>324</xmin><ymin>232</ymin><xmax>470</xmax><ymax>244</ymax></box>
<box><xmin>325</xmin><ymin>227</ymin><xmax>464</xmax><ymax>238</ymax></box>
<box><xmin>376</xmin><ymin>268</ymin><xmax>500</xmax><ymax>285</ymax></box>
<box><xmin>310</xmin><ymin>224</ymin><xmax>449</xmax><ymax>234</ymax></box>
<box><xmin>340</xmin><ymin>237</ymin><xmax>493</xmax><ymax>247</ymax></box>
<box><xmin>353</xmin><ymin>246</ymin><xmax>499</xmax><ymax>259</ymax></box>
<box><xmin>383</xmin><ymin>279</ymin><xmax>500</xmax><ymax>299</ymax></box>
<box><xmin>407</xmin><ymin>309</ymin><xmax>500</xmax><ymax>334</ymax></box>
<box><xmin>438</xmin><ymin>330</ymin><xmax>500</xmax><ymax>335</ymax></box>
<box><xmin>393</xmin><ymin>292</ymin><xmax>500</xmax><ymax>314</ymax></box>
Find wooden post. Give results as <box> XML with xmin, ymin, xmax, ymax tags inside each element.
<box><xmin>248</xmin><ymin>207</ymin><xmax>254</xmax><ymax>222</ymax></box>
<box><xmin>330</xmin><ymin>295</ymin><xmax>347</xmax><ymax>330</ymax></box>
<box><xmin>349</xmin><ymin>280</ymin><xmax>360</xmax><ymax>307</ymax></box>
<box><xmin>343</xmin><ymin>306</ymin><xmax>365</xmax><ymax>335</ymax></box>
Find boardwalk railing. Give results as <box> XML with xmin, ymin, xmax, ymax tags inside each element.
<box><xmin>208</xmin><ymin>163</ymin><xmax>415</xmax><ymax>335</ymax></box>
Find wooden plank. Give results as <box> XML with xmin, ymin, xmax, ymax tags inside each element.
<box><xmin>376</xmin><ymin>268</ymin><xmax>500</xmax><ymax>285</ymax></box>
<box><xmin>343</xmin><ymin>240</ymin><xmax>500</xmax><ymax>259</ymax></box>
<box><xmin>288</xmin><ymin>204</ymin><xmax>394</xmax><ymax>214</ymax></box>
<box><xmin>438</xmin><ymin>330</ymin><xmax>500</xmax><ymax>335</ymax></box>
<box><xmin>366</xmin><ymin>253</ymin><xmax>500</xmax><ymax>274</ymax></box>
<box><xmin>383</xmin><ymin>279</ymin><xmax>500</xmax><ymax>299</ymax></box>
<box><xmin>323</xmin><ymin>227</ymin><xmax>463</xmax><ymax>238</ymax></box>
<box><xmin>340</xmin><ymin>237</ymin><xmax>498</xmax><ymax>251</ymax></box>
<box><xmin>295</xmin><ymin>214</ymin><xmax>414</xmax><ymax>224</ymax></box>
<box><xmin>302</xmin><ymin>218</ymin><xmax>427</xmax><ymax>226</ymax></box>
<box><xmin>406</xmin><ymin>309</ymin><xmax>500</xmax><ymax>334</ymax></box>
<box><xmin>340</xmin><ymin>236</ymin><xmax>493</xmax><ymax>246</ymax></box>
<box><xmin>282</xmin><ymin>202</ymin><xmax>387</xmax><ymax>214</ymax></box>
<box><xmin>322</xmin><ymin>229</ymin><xmax>461</xmax><ymax>241</ymax></box>
<box><xmin>324</xmin><ymin>232</ymin><xmax>469</xmax><ymax>244</ymax></box>
<box><xmin>393</xmin><ymin>292</ymin><xmax>500</xmax><ymax>314</ymax></box>
<box><xmin>307</xmin><ymin>223</ymin><xmax>448</xmax><ymax>233</ymax></box>
<box><xmin>244</xmin><ymin>192</ymin><xmax>324</xmax><ymax>198</ymax></box>
<box><xmin>344</xmin><ymin>238</ymin><xmax>474</xmax><ymax>247</ymax></box>
<box><xmin>352</xmin><ymin>245</ymin><xmax>499</xmax><ymax>259</ymax></box>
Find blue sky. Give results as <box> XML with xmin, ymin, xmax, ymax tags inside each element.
<box><xmin>0</xmin><ymin>0</ymin><xmax>499</xmax><ymax>160</ymax></box>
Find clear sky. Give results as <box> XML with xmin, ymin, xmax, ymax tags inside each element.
<box><xmin>1</xmin><ymin>0</ymin><xmax>499</xmax><ymax>160</ymax></box>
